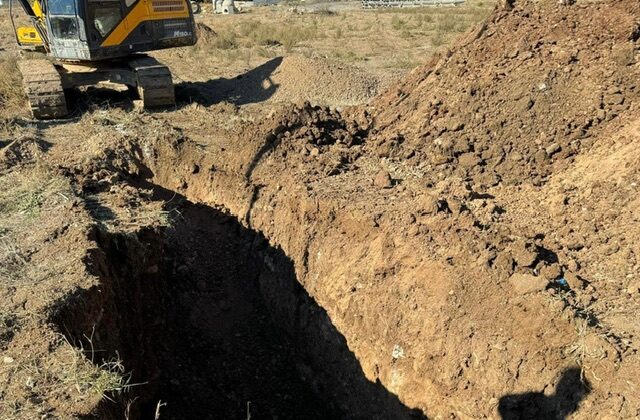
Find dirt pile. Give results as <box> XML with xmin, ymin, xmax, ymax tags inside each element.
<box><xmin>267</xmin><ymin>55</ymin><xmax>383</xmax><ymax>105</ymax></box>
<box><xmin>366</xmin><ymin>0</ymin><xmax>640</xmax><ymax>187</ymax></box>
<box><xmin>239</xmin><ymin>102</ymin><xmax>371</xmax><ymax>181</ymax></box>
<box><xmin>177</xmin><ymin>55</ymin><xmax>384</xmax><ymax>107</ymax></box>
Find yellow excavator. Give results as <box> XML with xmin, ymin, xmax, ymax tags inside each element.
<box><xmin>9</xmin><ymin>0</ymin><xmax>197</xmax><ymax>118</ymax></box>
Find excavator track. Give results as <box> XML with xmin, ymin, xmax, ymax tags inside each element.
<box><xmin>17</xmin><ymin>59</ymin><xmax>68</xmax><ymax>119</ymax></box>
<box><xmin>128</xmin><ymin>56</ymin><xmax>176</xmax><ymax>109</ymax></box>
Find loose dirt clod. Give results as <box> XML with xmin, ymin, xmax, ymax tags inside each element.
<box><xmin>509</xmin><ymin>273</ymin><xmax>549</xmax><ymax>295</ymax></box>
<box><xmin>374</xmin><ymin>169</ymin><xmax>393</xmax><ymax>188</ymax></box>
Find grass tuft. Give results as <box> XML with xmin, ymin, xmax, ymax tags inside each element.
<box><xmin>0</xmin><ymin>166</ymin><xmax>69</xmax><ymax>219</ymax></box>
<box><xmin>50</xmin><ymin>335</ymin><xmax>140</xmax><ymax>402</ymax></box>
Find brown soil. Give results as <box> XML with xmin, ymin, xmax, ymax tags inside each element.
<box><xmin>1</xmin><ymin>0</ymin><xmax>640</xmax><ymax>419</ymax></box>
<box><xmin>177</xmin><ymin>55</ymin><xmax>385</xmax><ymax>107</ymax></box>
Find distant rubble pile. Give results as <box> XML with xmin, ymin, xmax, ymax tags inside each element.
<box><xmin>361</xmin><ymin>0</ymin><xmax>465</xmax><ymax>9</ymax></box>
<box><xmin>267</xmin><ymin>56</ymin><xmax>383</xmax><ymax>106</ymax></box>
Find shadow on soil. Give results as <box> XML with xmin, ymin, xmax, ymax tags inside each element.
<box><xmin>176</xmin><ymin>56</ymin><xmax>283</xmax><ymax>107</ymax></box>
<box><xmin>52</xmin><ymin>179</ymin><xmax>426</xmax><ymax>419</ymax></box>
<box><xmin>16</xmin><ymin>57</ymin><xmax>282</xmax><ymax>119</ymax></box>
<box><xmin>65</xmin><ymin>86</ymin><xmax>135</xmax><ymax>117</ymax></box>
<box><xmin>498</xmin><ymin>368</ymin><xmax>590</xmax><ymax>420</ymax></box>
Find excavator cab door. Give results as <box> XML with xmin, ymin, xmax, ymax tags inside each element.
<box><xmin>44</xmin><ymin>0</ymin><xmax>95</xmax><ymax>59</ymax></box>
<box><xmin>46</xmin><ymin>0</ymin><xmax>80</xmax><ymax>39</ymax></box>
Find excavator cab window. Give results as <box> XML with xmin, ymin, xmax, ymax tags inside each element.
<box><xmin>87</xmin><ymin>0</ymin><xmax>122</xmax><ymax>41</ymax></box>
<box><xmin>50</xmin><ymin>17</ymin><xmax>78</xmax><ymax>39</ymax></box>
<box><xmin>48</xmin><ymin>0</ymin><xmax>77</xmax><ymax>14</ymax></box>
<box><xmin>89</xmin><ymin>0</ymin><xmax>122</xmax><ymax>38</ymax></box>
<box><xmin>48</xmin><ymin>0</ymin><xmax>79</xmax><ymax>39</ymax></box>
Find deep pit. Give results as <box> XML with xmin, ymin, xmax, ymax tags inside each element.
<box><xmin>52</xmin><ymin>183</ymin><xmax>424</xmax><ymax>420</ymax></box>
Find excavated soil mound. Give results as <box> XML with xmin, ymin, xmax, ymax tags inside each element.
<box><xmin>177</xmin><ymin>55</ymin><xmax>383</xmax><ymax>107</ymax></box>
<box><xmin>267</xmin><ymin>56</ymin><xmax>382</xmax><ymax>105</ymax></box>
<box><xmin>366</xmin><ymin>0</ymin><xmax>640</xmax><ymax>187</ymax></box>
<box><xmin>167</xmin><ymin>0</ymin><xmax>638</xmax><ymax>417</ymax></box>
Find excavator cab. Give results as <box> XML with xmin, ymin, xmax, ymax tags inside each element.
<box><xmin>10</xmin><ymin>0</ymin><xmax>198</xmax><ymax>118</ymax></box>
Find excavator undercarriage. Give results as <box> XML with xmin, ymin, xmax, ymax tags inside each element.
<box><xmin>11</xmin><ymin>0</ymin><xmax>196</xmax><ymax>119</ymax></box>
<box><xmin>18</xmin><ymin>59</ymin><xmax>68</xmax><ymax>119</ymax></box>
<box><xmin>17</xmin><ymin>55</ymin><xmax>176</xmax><ymax>119</ymax></box>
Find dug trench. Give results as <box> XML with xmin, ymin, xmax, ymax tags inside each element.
<box><xmin>52</xmin><ymin>180</ymin><xmax>426</xmax><ymax>419</ymax></box>
<box><xmin>44</xmin><ymin>110</ymin><xmax>603</xmax><ymax>419</ymax></box>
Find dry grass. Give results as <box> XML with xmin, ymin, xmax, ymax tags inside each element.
<box><xmin>199</xmin><ymin>19</ymin><xmax>319</xmax><ymax>55</ymax></box>
<box><xmin>0</xmin><ymin>235</ymin><xmax>28</xmax><ymax>282</ymax></box>
<box><xmin>564</xmin><ymin>318</ymin><xmax>607</xmax><ymax>384</ymax></box>
<box><xmin>0</xmin><ymin>166</ymin><xmax>72</xmax><ymax>283</ymax></box>
<box><xmin>59</xmin><ymin>335</ymin><xmax>138</xmax><ymax>401</ymax></box>
<box><xmin>1</xmin><ymin>332</ymin><xmax>137</xmax><ymax>419</ymax></box>
<box><xmin>159</xmin><ymin>0</ymin><xmax>495</xmax><ymax>81</ymax></box>
<box><xmin>0</xmin><ymin>56</ymin><xmax>26</xmax><ymax>118</ymax></box>
<box><xmin>0</xmin><ymin>165</ymin><xmax>69</xmax><ymax>221</ymax></box>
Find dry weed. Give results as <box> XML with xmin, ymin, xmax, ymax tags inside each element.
<box><xmin>0</xmin><ymin>166</ymin><xmax>72</xmax><ymax>283</ymax></box>
<box><xmin>168</xmin><ymin>0</ymin><xmax>494</xmax><ymax>72</ymax></box>
<box><xmin>0</xmin><ymin>311</ymin><xmax>21</xmax><ymax>348</ymax></box>
<box><xmin>0</xmin><ymin>165</ymin><xmax>69</xmax><ymax>220</ymax></box>
<box><xmin>0</xmin><ymin>56</ymin><xmax>26</xmax><ymax>117</ymax></box>
<box><xmin>1</xmin><ymin>332</ymin><xmax>138</xmax><ymax>419</ymax></box>
<box><xmin>44</xmin><ymin>332</ymin><xmax>141</xmax><ymax>402</ymax></box>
